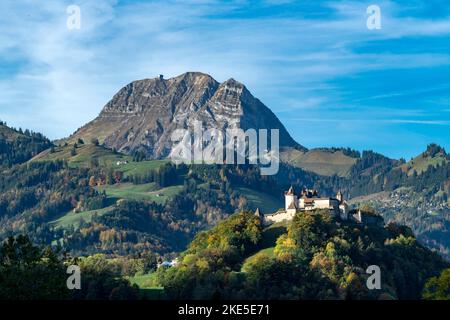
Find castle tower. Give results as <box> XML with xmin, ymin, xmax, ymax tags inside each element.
<box><xmin>254</xmin><ymin>208</ymin><xmax>264</xmax><ymax>223</ymax></box>
<box><xmin>353</xmin><ymin>209</ymin><xmax>362</xmax><ymax>223</ymax></box>
<box><xmin>285</xmin><ymin>186</ymin><xmax>297</xmax><ymax>212</ymax></box>
<box><xmin>336</xmin><ymin>190</ymin><xmax>343</xmax><ymax>203</ymax></box>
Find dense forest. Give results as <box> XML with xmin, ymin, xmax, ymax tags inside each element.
<box><xmin>279</xmin><ymin>145</ymin><xmax>450</xmax><ymax>258</ymax></box>
<box><xmin>0</xmin><ymin>121</ymin><xmax>449</xmax><ymax>299</ymax></box>
<box><xmin>0</xmin><ymin>235</ymin><xmax>139</xmax><ymax>299</ymax></box>
<box><xmin>2</xmin><ymin>212</ymin><xmax>448</xmax><ymax>300</ymax></box>
<box><xmin>156</xmin><ymin>211</ymin><xmax>449</xmax><ymax>300</ymax></box>
<box><xmin>0</xmin><ymin>122</ymin><xmax>52</xmax><ymax>168</ymax></box>
<box><xmin>0</xmin><ymin>125</ymin><xmax>449</xmax><ymax>259</ymax></box>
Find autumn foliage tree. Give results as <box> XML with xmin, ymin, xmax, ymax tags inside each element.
<box><xmin>114</xmin><ymin>170</ymin><xmax>123</xmax><ymax>184</ymax></box>
<box><xmin>423</xmin><ymin>268</ymin><xmax>450</xmax><ymax>300</ymax></box>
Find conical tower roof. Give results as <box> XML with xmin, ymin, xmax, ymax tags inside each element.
<box><xmin>286</xmin><ymin>186</ymin><xmax>295</xmax><ymax>195</ymax></box>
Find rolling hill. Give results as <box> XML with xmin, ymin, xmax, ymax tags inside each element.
<box><xmin>280</xmin><ymin>147</ymin><xmax>358</xmax><ymax>177</ymax></box>
<box><xmin>0</xmin><ymin>121</ymin><xmax>52</xmax><ymax>168</ymax></box>
<box><xmin>235</xmin><ymin>187</ymin><xmax>283</xmax><ymax>213</ymax></box>
<box><xmin>31</xmin><ymin>142</ymin><xmax>129</xmax><ymax>167</ymax></box>
<box><xmin>399</xmin><ymin>144</ymin><xmax>449</xmax><ymax>176</ymax></box>
<box><xmin>156</xmin><ymin>211</ymin><xmax>449</xmax><ymax>300</ymax></box>
<box><xmin>31</xmin><ymin>141</ymin><xmax>168</xmax><ymax>176</ymax></box>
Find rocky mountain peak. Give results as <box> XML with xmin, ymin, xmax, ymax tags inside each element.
<box><xmin>69</xmin><ymin>72</ymin><xmax>304</xmax><ymax>158</ymax></box>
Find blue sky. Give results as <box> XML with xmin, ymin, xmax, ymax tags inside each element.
<box><xmin>1</xmin><ymin>0</ymin><xmax>449</xmax><ymax>159</ymax></box>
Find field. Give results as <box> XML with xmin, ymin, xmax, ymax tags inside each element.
<box><xmin>97</xmin><ymin>183</ymin><xmax>183</xmax><ymax>204</ymax></box>
<box><xmin>128</xmin><ymin>273</ymin><xmax>165</xmax><ymax>299</ymax></box>
<box><xmin>259</xmin><ymin>221</ymin><xmax>288</xmax><ymax>248</ymax></box>
<box><xmin>51</xmin><ymin>182</ymin><xmax>183</xmax><ymax>229</ymax></box>
<box><xmin>241</xmin><ymin>247</ymin><xmax>275</xmax><ymax>272</ymax></box>
<box><xmin>31</xmin><ymin>143</ymin><xmax>168</xmax><ymax>175</ymax></box>
<box><xmin>51</xmin><ymin>205</ymin><xmax>115</xmax><ymax>229</ymax></box>
<box><xmin>236</xmin><ymin>187</ymin><xmax>283</xmax><ymax>214</ymax></box>
<box><xmin>119</xmin><ymin>160</ymin><xmax>168</xmax><ymax>177</ymax></box>
<box><xmin>31</xmin><ymin>143</ymin><xmax>130</xmax><ymax>167</ymax></box>
<box><xmin>240</xmin><ymin>221</ymin><xmax>288</xmax><ymax>272</ymax></box>
<box><xmin>128</xmin><ymin>272</ymin><xmax>160</xmax><ymax>288</ymax></box>
<box><xmin>280</xmin><ymin>147</ymin><xmax>357</xmax><ymax>177</ymax></box>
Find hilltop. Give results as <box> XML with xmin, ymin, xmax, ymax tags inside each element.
<box><xmin>155</xmin><ymin>211</ymin><xmax>449</xmax><ymax>299</ymax></box>
<box><xmin>399</xmin><ymin>144</ymin><xmax>449</xmax><ymax>176</ymax></box>
<box><xmin>0</xmin><ymin>121</ymin><xmax>52</xmax><ymax>168</ymax></box>
<box><xmin>280</xmin><ymin>147</ymin><xmax>358</xmax><ymax>177</ymax></box>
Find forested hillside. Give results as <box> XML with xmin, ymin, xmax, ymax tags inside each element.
<box><xmin>156</xmin><ymin>211</ymin><xmax>449</xmax><ymax>299</ymax></box>
<box><xmin>0</xmin><ymin>120</ymin><xmax>449</xmax><ymax>262</ymax></box>
<box><xmin>281</xmin><ymin>145</ymin><xmax>450</xmax><ymax>258</ymax></box>
<box><xmin>0</xmin><ymin>132</ymin><xmax>284</xmax><ymax>257</ymax></box>
<box><xmin>0</xmin><ymin>121</ymin><xmax>52</xmax><ymax>168</ymax></box>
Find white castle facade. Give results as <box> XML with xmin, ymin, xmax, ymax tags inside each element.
<box><xmin>259</xmin><ymin>187</ymin><xmax>349</xmax><ymax>225</ymax></box>
<box><xmin>255</xmin><ymin>186</ymin><xmax>384</xmax><ymax>226</ymax></box>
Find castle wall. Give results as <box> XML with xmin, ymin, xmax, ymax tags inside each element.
<box><xmin>339</xmin><ymin>203</ymin><xmax>348</xmax><ymax>220</ymax></box>
<box><xmin>265</xmin><ymin>211</ymin><xmax>296</xmax><ymax>224</ymax></box>
<box><xmin>274</xmin><ymin>188</ymin><xmax>357</xmax><ymax>226</ymax></box>
<box><xmin>314</xmin><ymin>199</ymin><xmax>331</xmax><ymax>209</ymax></box>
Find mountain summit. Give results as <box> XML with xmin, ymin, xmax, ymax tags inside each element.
<box><xmin>68</xmin><ymin>72</ymin><xmax>303</xmax><ymax>158</ymax></box>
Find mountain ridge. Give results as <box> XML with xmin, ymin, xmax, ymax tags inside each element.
<box><xmin>1</xmin><ymin>117</ymin><xmax>450</xmax><ymax>259</ymax></box>
<box><xmin>1</xmin><ymin>70</ymin><xmax>449</xmax><ymax>260</ymax></box>
<box><xmin>68</xmin><ymin>72</ymin><xmax>303</xmax><ymax>159</ymax></box>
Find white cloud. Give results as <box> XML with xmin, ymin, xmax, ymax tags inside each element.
<box><xmin>0</xmin><ymin>0</ymin><xmax>449</xmax><ymax>146</ymax></box>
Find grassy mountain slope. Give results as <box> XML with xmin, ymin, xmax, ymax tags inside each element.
<box><xmin>51</xmin><ymin>205</ymin><xmax>115</xmax><ymax>229</ymax></box>
<box><xmin>0</xmin><ymin>121</ymin><xmax>52</xmax><ymax>168</ymax></box>
<box><xmin>31</xmin><ymin>142</ymin><xmax>168</xmax><ymax>176</ymax></box>
<box><xmin>399</xmin><ymin>144</ymin><xmax>449</xmax><ymax>176</ymax></box>
<box><xmin>31</xmin><ymin>143</ymin><xmax>129</xmax><ymax>167</ymax></box>
<box><xmin>280</xmin><ymin>147</ymin><xmax>357</xmax><ymax>177</ymax></box>
<box><xmin>0</xmin><ymin>123</ymin><xmax>23</xmax><ymax>140</ymax></box>
<box><xmin>235</xmin><ymin>187</ymin><xmax>283</xmax><ymax>213</ymax></box>
<box><xmin>97</xmin><ymin>183</ymin><xmax>183</xmax><ymax>204</ymax></box>
<box><xmin>51</xmin><ymin>183</ymin><xmax>185</xmax><ymax>230</ymax></box>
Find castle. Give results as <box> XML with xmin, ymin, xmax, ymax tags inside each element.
<box><xmin>255</xmin><ymin>186</ymin><xmax>383</xmax><ymax>226</ymax></box>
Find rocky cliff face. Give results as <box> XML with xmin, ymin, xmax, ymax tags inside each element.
<box><xmin>69</xmin><ymin>72</ymin><xmax>303</xmax><ymax>159</ymax></box>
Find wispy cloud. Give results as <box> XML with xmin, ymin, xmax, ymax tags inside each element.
<box><xmin>0</xmin><ymin>0</ymin><xmax>449</xmax><ymax>158</ymax></box>
<box><xmin>384</xmin><ymin>119</ymin><xmax>450</xmax><ymax>125</ymax></box>
<box><xmin>290</xmin><ymin>118</ymin><xmax>450</xmax><ymax>126</ymax></box>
